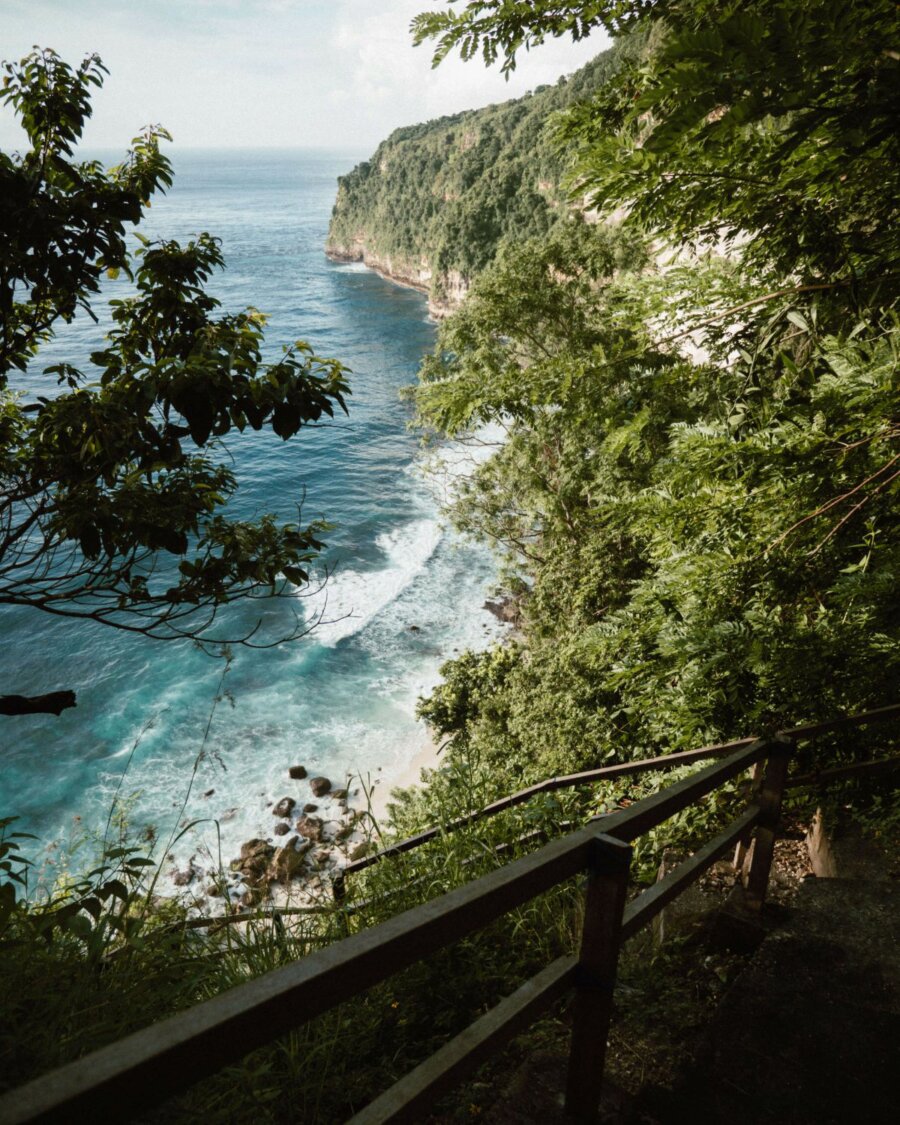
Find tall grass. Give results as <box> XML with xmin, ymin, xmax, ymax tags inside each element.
<box><xmin>3</xmin><ymin>699</ymin><xmax>891</xmax><ymax>1121</ymax></box>
<box><xmin>0</xmin><ymin>730</ymin><xmax>593</xmax><ymax>1122</ymax></box>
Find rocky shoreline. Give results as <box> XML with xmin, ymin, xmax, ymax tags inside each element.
<box><xmin>324</xmin><ymin>243</ymin><xmax>467</xmax><ymax>319</ymax></box>
<box><xmin>167</xmin><ymin>764</ymin><xmax>383</xmax><ymax>916</ymax></box>
<box><xmin>160</xmin><ymin>521</ymin><xmax>519</xmax><ymax>919</ymax></box>
<box><xmin>164</xmin><ymin>721</ymin><xmax>458</xmax><ymax>918</ymax></box>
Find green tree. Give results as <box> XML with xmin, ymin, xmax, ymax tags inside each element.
<box><xmin>409</xmin><ymin>0</ymin><xmax>900</xmax><ymax>788</ymax></box>
<box><xmin>416</xmin><ymin>0</ymin><xmax>899</xmax><ymax>289</ymax></box>
<box><xmin>0</xmin><ymin>50</ymin><xmax>349</xmax><ymax>713</ymax></box>
<box><xmin>412</xmin><ymin>1</ymin><xmax>647</xmax><ymax>73</ymax></box>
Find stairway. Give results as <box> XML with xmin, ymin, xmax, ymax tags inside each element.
<box><xmin>639</xmin><ymin>878</ymin><xmax>900</xmax><ymax>1123</ymax></box>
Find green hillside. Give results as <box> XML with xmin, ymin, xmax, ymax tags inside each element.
<box><xmin>326</xmin><ymin>39</ymin><xmax>634</xmax><ymax>309</ymax></box>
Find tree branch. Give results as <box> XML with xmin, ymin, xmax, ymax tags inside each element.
<box><xmin>0</xmin><ymin>690</ymin><xmax>77</xmax><ymax>716</ymax></box>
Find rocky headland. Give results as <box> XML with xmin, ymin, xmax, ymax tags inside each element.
<box><xmin>324</xmin><ymin>42</ymin><xmax>630</xmax><ymax>314</ymax></box>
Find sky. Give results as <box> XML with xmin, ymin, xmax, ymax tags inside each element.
<box><xmin>0</xmin><ymin>0</ymin><xmax>608</xmax><ymax>152</ymax></box>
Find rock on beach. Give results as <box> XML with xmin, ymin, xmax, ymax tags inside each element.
<box><xmin>296</xmin><ymin>815</ymin><xmax>324</xmax><ymax>842</ymax></box>
<box><xmin>272</xmin><ymin>797</ymin><xmax>296</xmax><ymax>818</ymax></box>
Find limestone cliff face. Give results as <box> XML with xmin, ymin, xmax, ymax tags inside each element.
<box><xmin>326</xmin><ymin>171</ymin><xmax>473</xmax><ymax>316</ymax></box>
<box><xmin>325</xmin><ymin>238</ymin><xmax>462</xmax><ymax>318</ymax></box>
<box><xmin>325</xmin><ymin>41</ymin><xmax>632</xmax><ymax>312</ymax></box>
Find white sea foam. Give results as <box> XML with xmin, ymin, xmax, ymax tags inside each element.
<box><xmin>296</xmin><ymin>424</ymin><xmax>507</xmax><ymax>648</ymax></box>
<box><xmin>301</xmin><ymin>518</ymin><xmax>442</xmax><ymax>645</ymax></box>
<box><xmin>10</xmin><ymin>153</ymin><xmax>518</xmax><ymax>909</ymax></box>
<box><xmin>92</xmin><ymin>524</ymin><xmax>511</xmax><ymax>905</ymax></box>
<box><xmin>332</xmin><ymin>260</ymin><xmax>371</xmax><ymax>273</ymax></box>
<box><xmin>406</xmin><ymin>421</ymin><xmax>508</xmax><ymax>508</ymax></box>
<box><xmin>63</xmin><ymin>423</ymin><xmax>512</xmax><ymax>912</ymax></box>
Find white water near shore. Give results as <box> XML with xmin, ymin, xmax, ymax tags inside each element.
<box><xmin>148</xmin><ymin>431</ymin><xmax>509</xmax><ymax>905</ymax></box>
<box><xmin>1</xmin><ymin>151</ymin><xmax>508</xmax><ymax>908</ymax></box>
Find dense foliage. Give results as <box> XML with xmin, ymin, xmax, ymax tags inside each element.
<box><xmin>1</xmin><ymin>5</ymin><xmax>898</xmax><ymax>1118</ymax></box>
<box><xmin>326</xmin><ymin>39</ymin><xmax>638</xmax><ymax>297</ymax></box>
<box><xmin>0</xmin><ymin>50</ymin><xmax>349</xmax><ymax>672</ymax></box>
<box><xmin>408</xmin><ymin>0</ymin><xmax>899</xmax><ymax>798</ymax></box>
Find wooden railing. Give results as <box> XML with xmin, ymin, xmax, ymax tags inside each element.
<box><xmin>1</xmin><ymin>706</ymin><xmax>897</xmax><ymax>1124</ymax></box>
<box><xmin>335</xmin><ymin>703</ymin><xmax>900</xmax><ymax>893</ymax></box>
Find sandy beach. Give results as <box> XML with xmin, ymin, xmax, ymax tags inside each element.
<box><xmin>366</xmin><ymin>728</ymin><xmax>443</xmax><ymax>827</ymax></box>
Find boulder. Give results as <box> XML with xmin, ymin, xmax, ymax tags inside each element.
<box><xmin>296</xmin><ymin>815</ymin><xmax>324</xmax><ymax>842</ymax></box>
<box><xmin>273</xmin><ymin>796</ymin><xmax>296</xmax><ymax>818</ymax></box>
<box><xmin>268</xmin><ymin>836</ymin><xmax>311</xmax><ymax>884</ymax></box>
<box><xmin>241</xmin><ymin>886</ymin><xmax>265</xmax><ymax>909</ymax></box>
<box><xmin>331</xmin><ymin>788</ymin><xmax>348</xmax><ymax>802</ymax></box>
<box><xmin>350</xmin><ymin>841</ymin><xmax>377</xmax><ymax>862</ymax></box>
<box><xmin>202</xmin><ymin>788</ymin><xmax>215</xmax><ymax>798</ymax></box>
<box><xmin>273</xmin><ymin>822</ymin><xmax>291</xmax><ymax>836</ymax></box>
<box><xmin>231</xmin><ymin>838</ymin><xmax>275</xmax><ymax>885</ymax></box>
<box><xmin>483</xmin><ymin>595</ymin><xmax>520</xmax><ymax>625</ymax></box>
<box><xmin>240</xmin><ymin>838</ymin><xmax>273</xmax><ymax>861</ymax></box>
<box><xmin>303</xmin><ymin>803</ymin><xmax>319</xmax><ymax>813</ymax></box>
<box><xmin>172</xmin><ymin>865</ymin><xmax>196</xmax><ymax>887</ymax></box>
<box><xmin>309</xmin><ymin>776</ymin><xmax>331</xmax><ymax>797</ymax></box>
<box><xmin>288</xmin><ymin>765</ymin><xmax>308</xmax><ymax>780</ymax></box>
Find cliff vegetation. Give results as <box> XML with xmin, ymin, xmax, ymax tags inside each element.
<box><xmin>2</xmin><ymin>2</ymin><xmax>898</xmax><ymax>1120</ymax></box>
<box><xmin>400</xmin><ymin>0</ymin><xmax>898</xmax><ymax>825</ymax></box>
<box><xmin>325</xmin><ymin>37</ymin><xmax>637</xmax><ymax>312</ymax></box>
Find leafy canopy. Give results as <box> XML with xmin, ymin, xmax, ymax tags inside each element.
<box><xmin>416</xmin><ymin>0</ymin><xmax>899</xmax><ymax>287</ymax></box>
<box><xmin>0</xmin><ymin>49</ymin><xmax>349</xmax><ymax>658</ymax></box>
<box><xmin>412</xmin><ymin>1</ymin><xmax>650</xmax><ymax>73</ymax></box>
<box><xmin>410</xmin><ymin>0</ymin><xmax>900</xmax><ymax>795</ymax></box>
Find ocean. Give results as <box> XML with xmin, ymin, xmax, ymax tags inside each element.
<box><xmin>1</xmin><ymin>149</ymin><xmax>506</xmax><ymax>884</ymax></box>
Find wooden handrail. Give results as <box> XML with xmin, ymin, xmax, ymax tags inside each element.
<box><xmin>0</xmin><ymin>739</ymin><xmax>775</xmax><ymax>1124</ymax></box>
<box><xmin>620</xmin><ymin>804</ymin><xmax>760</xmax><ymax>941</ymax></box>
<box><xmin>347</xmin><ymin>954</ymin><xmax>581</xmax><ymax>1124</ymax></box>
<box><xmin>0</xmin><ymin>826</ymin><xmax>599</xmax><ymax>1124</ymax></box>
<box><xmin>339</xmin><ymin>739</ymin><xmax>760</xmax><ymax>879</ymax></box>
<box><xmin>341</xmin><ymin>703</ymin><xmax>900</xmax><ymax>881</ymax></box>
<box><xmin>784</xmin><ymin>703</ymin><xmax>900</xmax><ymax>740</ymax></box>
<box><xmin>785</xmin><ymin>750</ymin><xmax>900</xmax><ymax>789</ymax></box>
<box><xmin>1</xmin><ymin>706</ymin><xmax>897</xmax><ymax>1124</ymax></box>
<box><xmin>596</xmin><ymin>739</ymin><xmax>771</xmax><ymax>843</ymax></box>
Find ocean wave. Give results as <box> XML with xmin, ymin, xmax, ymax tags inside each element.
<box><xmin>331</xmin><ymin>260</ymin><xmax>371</xmax><ymax>273</ymax></box>
<box><xmin>300</xmin><ymin>518</ymin><xmax>442</xmax><ymax>645</ymax></box>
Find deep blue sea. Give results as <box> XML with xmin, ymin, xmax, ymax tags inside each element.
<box><xmin>1</xmin><ymin>149</ymin><xmax>504</xmax><ymax>880</ymax></box>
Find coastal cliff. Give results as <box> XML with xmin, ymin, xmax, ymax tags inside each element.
<box><xmin>325</xmin><ymin>41</ymin><xmax>632</xmax><ymax>314</ymax></box>
<box><xmin>325</xmin><ymin>242</ymin><xmax>468</xmax><ymax>318</ymax></box>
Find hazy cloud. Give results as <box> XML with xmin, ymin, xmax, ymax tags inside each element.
<box><xmin>0</xmin><ymin>1</ymin><xmax>608</xmax><ymax>152</ymax></box>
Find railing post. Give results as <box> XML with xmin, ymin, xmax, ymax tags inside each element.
<box><xmin>564</xmin><ymin>832</ymin><xmax>632</xmax><ymax>1123</ymax></box>
<box><xmin>733</xmin><ymin>759</ymin><xmax>764</xmax><ymax>873</ymax></box>
<box><xmin>743</xmin><ymin>735</ymin><xmax>793</xmax><ymax>911</ymax></box>
<box><xmin>331</xmin><ymin>872</ymin><xmax>353</xmax><ymax>935</ymax></box>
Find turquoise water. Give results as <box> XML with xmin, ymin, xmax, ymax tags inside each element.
<box><xmin>1</xmin><ymin>150</ymin><xmax>505</xmax><ymax>874</ymax></box>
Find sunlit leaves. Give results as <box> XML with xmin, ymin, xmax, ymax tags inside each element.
<box><xmin>413</xmin><ymin>224</ymin><xmax>899</xmax><ymax>788</ymax></box>
<box><xmin>0</xmin><ymin>49</ymin><xmax>351</xmax><ymax>645</ymax></box>
<box><xmin>557</xmin><ymin>0</ymin><xmax>900</xmax><ymax>287</ymax></box>
<box><xmin>412</xmin><ymin>2</ymin><xmax>650</xmax><ymax>74</ymax></box>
